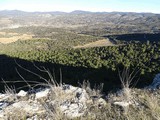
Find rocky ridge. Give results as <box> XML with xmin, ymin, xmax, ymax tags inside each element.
<box><xmin>0</xmin><ymin>84</ymin><xmax>106</xmax><ymax>119</ymax></box>
<box><xmin>0</xmin><ymin>73</ymin><xmax>160</xmax><ymax>119</ymax></box>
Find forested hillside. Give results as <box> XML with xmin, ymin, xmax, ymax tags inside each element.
<box><xmin>0</xmin><ymin>38</ymin><xmax>159</xmax><ymax>91</ymax></box>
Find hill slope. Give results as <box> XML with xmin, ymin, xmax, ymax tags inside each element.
<box><xmin>0</xmin><ymin>10</ymin><xmax>160</xmax><ymax>35</ymax></box>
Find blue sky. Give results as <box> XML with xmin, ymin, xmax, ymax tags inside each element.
<box><xmin>0</xmin><ymin>0</ymin><xmax>160</xmax><ymax>13</ymax></box>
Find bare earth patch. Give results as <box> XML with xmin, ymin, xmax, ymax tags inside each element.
<box><xmin>73</xmin><ymin>39</ymin><xmax>116</xmax><ymax>49</ymax></box>
<box><xmin>0</xmin><ymin>32</ymin><xmax>33</xmax><ymax>44</ymax></box>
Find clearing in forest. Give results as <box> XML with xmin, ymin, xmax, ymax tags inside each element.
<box><xmin>73</xmin><ymin>39</ymin><xmax>115</xmax><ymax>48</ymax></box>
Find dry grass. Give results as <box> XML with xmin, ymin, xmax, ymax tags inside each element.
<box><xmin>0</xmin><ymin>32</ymin><xmax>33</xmax><ymax>44</ymax></box>
<box><xmin>143</xmin><ymin>93</ymin><xmax>160</xmax><ymax>119</ymax></box>
<box><xmin>87</xmin><ymin>88</ymin><xmax>160</xmax><ymax>120</ymax></box>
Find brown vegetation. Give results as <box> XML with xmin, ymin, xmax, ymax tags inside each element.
<box><xmin>0</xmin><ymin>32</ymin><xmax>33</xmax><ymax>44</ymax></box>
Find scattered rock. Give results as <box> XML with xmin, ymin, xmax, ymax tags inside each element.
<box><xmin>0</xmin><ymin>111</ymin><xmax>5</xmax><ymax>118</ymax></box>
<box><xmin>62</xmin><ymin>84</ymin><xmax>89</xmax><ymax>102</ymax></box>
<box><xmin>60</xmin><ymin>101</ymin><xmax>86</xmax><ymax>118</ymax></box>
<box><xmin>10</xmin><ymin>101</ymin><xmax>44</xmax><ymax>115</ymax></box>
<box><xmin>17</xmin><ymin>90</ymin><xmax>28</xmax><ymax>97</ymax></box>
<box><xmin>0</xmin><ymin>84</ymin><xmax>106</xmax><ymax>119</ymax></box>
<box><xmin>97</xmin><ymin>98</ymin><xmax>107</xmax><ymax>106</ymax></box>
<box><xmin>55</xmin><ymin>85</ymin><xmax>89</xmax><ymax>118</ymax></box>
<box><xmin>0</xmin><ymin>94</ymin><xmax>13</xmax><ymax>101</ymax></box>
<box><xmin>27</xmin><ymin>115</ymin><xmax>38</xmax><ymax>120</ymax></box>
<box><xmin>114</xmin><ymin>101</ymin><xmax>131</xmax><ymax>107</ymax></box>
<box><xmin>35</xmin><ymin>88</ymin><xmax>50</xmax><ymax>100</ymax></box>
<box><xmin>0</xmin><ymin>94</ymin><xmax>6</xmax><ymax>99</ymax></box>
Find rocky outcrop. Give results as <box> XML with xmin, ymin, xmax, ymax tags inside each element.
<box><xmin>0</xmin><ymin>74</ymin><xmax>159</xmax><ymax>119</ymax></box>
<box><xmin>0</xmin><ymin>85</ymin><xmax>106</xmax><ymax>119</ymax></box>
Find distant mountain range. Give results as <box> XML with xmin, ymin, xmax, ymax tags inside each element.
<box><xmin>0</xmin><ymin>10</ymin><xmax>160</xmax><ymax>35</ymax></box>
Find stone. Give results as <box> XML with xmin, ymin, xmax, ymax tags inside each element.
<box><xmin>98</xmin><ymin>98</ymin><xmax>107</xmax><ymax>106</ymax></box>
<box><xmin>0</xmin><ymin>100</ymin><xmax>45</xmax><ymax>119</ymax></box>
<box><xmin>27</xmin><ymin>115</ymin><xmax>38</xmax><ymax>120</ymax></box>
<box><xmin>62</xmin><ymin>85</ymin><xmax>89</xmax><ymax>102</ymax></box>
<box><xmin>114</xmin><ymin>101</ymin><xmax>131</xmax><ymax>107</ymax></box>
<box><xmin>0</xmin><ymin>85</ymin><xmax>105</xmax><ymax>119</ymax></box>
<box><xmin>17</xmin><ymin>90</ymin><xmax>28</xmax><ymax>97</ymax></box>
<box><xmin>60</xmin><ymin>101</ymin><xmax>85</xmax><ymax>118</ymax></box>
<box><xmin>13</xmin><ymin>101</ymin><xmax>38</xmax><ymax>111</ymax></box>
<box><xmin>0</xmin><ymin>94</ymin><xmax>12</xmax><ymax>101</ymax></box>
<box><xmin>54</xmin><ymin>85</ymin><xmax>90</xmax><ymax>118</ymax></box>
<box><xmin>35</xmin><ymin>88</ymin><xmax>50</xmax><ymax>99</ymax></box>
<box><xmin>0</xmin><ymin>111</ymin><xmax>5</xmax><ymax>118</ymax></box>
<box><xmin>0</xmin><ymin>94</ymin><xmax>6</xmax><ymax>99</ymax></box>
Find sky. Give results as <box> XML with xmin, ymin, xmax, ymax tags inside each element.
<box><xmin>0</xmin><ymin>0</ymin><xmax>160</xmax><ymax>13</ymax></box>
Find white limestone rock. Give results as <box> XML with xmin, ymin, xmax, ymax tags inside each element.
<box><xmin>60</xmin><ymin>101</ymin><xmax>86</xmax><ymax>118</ymax></box>
<box><xmin>98</xmin><ymin>98</ymin><xmax>107</xmax><ymax>106</ymax></box>
<box><xmin>35</xmin><ymin>88</ymin><xmax>50</xmax><ymax>99</ymax></box>
<box><xmin>17</xmin><ymin>90</ymin><xmax>28</xmax><ymax>97</ymax></box>
<box><xmin>114</xmin><ymin>101</ymin><xmax>131</xmax><ymax>107</ymax></box>
<box><xmin>0</xmin><ymin>111</ymin><xmax>5</xmax><ymax>118</ymax></box>
<box><xmin>13</xmin><ymin>101</ymin><xmax>39</xmax><ymax>111</ymax></box>
<box><xmin>0</xmin><ymin>94</ymin><xmax>5</xmax><ymax>99</ymax></box>
<box><xmin>0</xmin><ymin>101</ymin><xmax>45</xmax><ymax>119</ymax></box>
<box><xmin>27</xmin><ymin>115</ymin><xmax>38</xmax><ymax>120</ymax></box>
<box><xmin>0</xmin><ymin>94</ymin><xmax>13</xmax><ymax>101</ymax></box>
<box><xmin>62</xmin><ymin>84</ymin><xmax>89</xmax><ymax>102</ymax></box>
<box><xmin>0</xmin><ymin>85</ymin><xmax>106</xmax><ymax>119</ymax></box>
<box><xmin>56</xmin><ymin>85</ymin><xmax>90</xmax><ymax>118</ymax></box>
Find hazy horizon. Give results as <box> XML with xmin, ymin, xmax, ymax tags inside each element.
<box><xmin>0</xmin><ymin>0</ymin><xmax>160</xmax><ymax>14</ymax></box>
<box><xmin>0</xmin><ymin>9</ymin><xmax>159</xmax><ymax>14</ymax></box>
